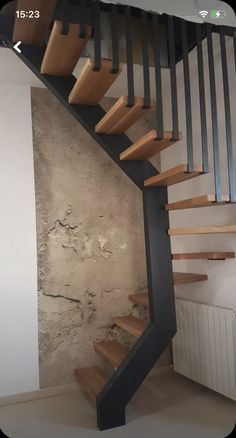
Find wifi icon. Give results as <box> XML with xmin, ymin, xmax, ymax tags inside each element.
<box><xmin>199</xmin><ymin>10</ymin><xmax>209</xmax><ymax>18</ymax></box>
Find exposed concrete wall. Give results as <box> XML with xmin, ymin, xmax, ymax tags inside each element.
<box><xmin>31</xmin><ymin>88</ymin><xmax>162</xmax><ymax>388</ymax></box>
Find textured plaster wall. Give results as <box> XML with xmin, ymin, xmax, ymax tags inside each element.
<box><xmin>31</xmin><ymin>88</ymin><xmax>161</xmax><ymax>388</ymax></box>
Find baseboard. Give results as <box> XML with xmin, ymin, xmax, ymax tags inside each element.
<box><xmin>0</xmin><ymin>382</ymin><xmax>80</xmax><ymax>408</ymax></box>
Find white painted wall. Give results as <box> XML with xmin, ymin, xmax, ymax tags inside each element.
<box><xmin>0</xmin><ymin>48</ymin><xmax>41</xmax><ymax>397</ymax></box>
<box><xmin>161</xmin><ymin>34</ymin><xmax>236</xmax><ymax>310</ymax></box>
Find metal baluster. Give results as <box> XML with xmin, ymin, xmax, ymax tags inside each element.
<box><xmin>234</xmin><ymin>29</ymin><xmax>236</xmax><ymax>73</ymax></box>
<box><xmin>181</xmin><ymin>19</ymin><xmax>194</xmax><ymax>171</ymax></box>
<box><xmin>141</xmin><ymin>11</ymin><xmax>151</xmax><ymax>109</ymax></box>
<box><xmin>61</xmin><ymin>0</ymin><xmax>69</xmax><ymax>35</ymax></box>
<box><xmin>207</xmin><ymin>24</ymin><xmax>221</xmax><ymax>201</ymax></box>
<box><xmin>152</xmin><ymin>14</ymin><xmax>164</xmax><ymax>139</ymax></box>
<box><xmin>220</xmin><ymin>27</ymin><xmax>236</xmax><ymax>202</ymax></box>
<box><xmin>196</xmin><ymin>23</ymin><xmax>209</xmax><ymax>173</ymax></box>
<box><xmin>124</xmin><ymin>6</ymin><xmax>135</xmax><ymax>107</ymax></box>
<box><xmin>93</xmin><ymin>0</ymin><xmax>101</xmax><ymax>71</ymax></box>
<box><xmin>168</xmin><ymin>16</ymin><xmax>179</xmax><ymax>141</ymax></box>
<box><xmin>79</xmin><ymin>0</ymin><xmax>87</xmax><ymax>38</ymax></box>
<box><xmin>111</xmin><ymin>4</ymin><xmax>120</xmax><ymax>74</ymax></box>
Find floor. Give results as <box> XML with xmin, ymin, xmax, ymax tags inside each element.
<box><xmin>0</xmin><ymin>371</ymin><xmax>235</xmax><ymax>438</ymax></box>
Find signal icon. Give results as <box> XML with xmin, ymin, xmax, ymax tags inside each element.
<box><xmin>199</xmin><ymin>10</ymin><xmax>209</xmax><ymax>18</ymax></box>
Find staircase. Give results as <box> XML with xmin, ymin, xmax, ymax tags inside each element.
<box><xmin>1</xmin><ymin>0</ymin><xmax>236</xmax><ymax>431</ymax></box>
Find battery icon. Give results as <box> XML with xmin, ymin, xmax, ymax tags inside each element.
<box><xmin>211</xmin><ymin>10</ymin><xmax>227</xmax><ymax>18</ymax></box>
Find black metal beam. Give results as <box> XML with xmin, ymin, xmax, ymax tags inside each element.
<box><xmin>111</xmin><ymin>4</ymin><xmax>120</xmax><ymax>74</ymax></box>
<box><xmin>152</xmin><ymin>14</ymin><xmax>164</xmax><ymax>139</ymax></box>
<box><xmin>220</xmin><ymin>27</ymin><xmax>236</xmax><ymax>202</ymax></box>
<box><xmin>124</xmin><ymin>6</ymin><xmax>135</xmax><ymax>107</ymax></box>
<box><xmin>141</xmin><ymin>11</ymin><xmax>151</xmax><ymax>109</ymax></box>
<box><xmin>207</xmin><ymin>24</ymin><xmax>222</xmax><ymax>202</ymax></box>
<box><xmin>196</xmin><ymin>23</ymin><xmax>209</xmax><ymax>173</ymax></box>
<box><xmin>143</xmin><ymin>171</ymin><xmax>175</xmax><ymax>326</ymax></box>
<box><xmin>168</xmin><ymin>16</ymin><xmax>179</xmax><ymax>141</ymax></box>
<box><xmin>181</xmin><ymin>19</ymin><xmax>194</xmax><ymax>171</ymax></box>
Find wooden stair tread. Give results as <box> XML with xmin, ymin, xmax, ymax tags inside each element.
<box><xmin>129</xmin><ymin>274</ymin><xmax>208</xmax><ymax>306</ymax></box>
<box><xmin>74</xmin><ymin>366</ymin><xmax>107</xmax><ymax>402</ymax></box>
<box><xmin>41</xmin><ymin>21</ymin><xmax>91</xmax><ymax>76</ymax></box>
<box><xmin>144</xmin><ymin>164</ymin><xmax>203</xmax><ymax>187</ymax></box>
<box><xmin>69</xmin><ymin>58</ymin><xmax>122</xmax><ymax>105</ymax></box>
<box><xmin>112</xmin><ymin>315</ymin><xmax>148</xmax><ymax>337</ymax></box>
<box><xmin>129</xmin><ymin>294</ymin><xmax>149</xmax><ymax>306</ymax></box>
<box><xmin>13</xmin><ymin>0</ymin><xmax>57</xmax><ymax>46</ymax></box>
<box><xmin>120</xmin><ymin>130</ymin><xmax>182</xmax><ymax>161</ymax></box>
<box><xmin>95</xmin><ymin>96</ymin><xmax>153</xmax><ymax>134</ymax></box>
<box><xmin>173</xmin><ymin>272</ymin><xmax>208</xmax><ymax>285</ymax></box>
<box><xmin>129</xmin><ymin>293</ymin><xmax>149</xmax><ymax>306</ymax></box>
<box><xmin>94</xmin><ymin>341</ymin><xmax>129</xmax><ymax>367</ymax></box>
<box><xmin>169</xmin><ymin>225</ymin><xmax>236</xmax><ymax>235</ymax></box>
<box><xmin>172</xmin><ymin>252</ymin><xmax>235</xmax><ymax>260</ymax></box>
<box><xmin>165</xmin><ymin>194</ymin><xmax>230</xmax><ymax>211</ymax></box>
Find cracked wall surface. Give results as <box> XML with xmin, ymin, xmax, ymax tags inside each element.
<box><xmin>31</xmin><ymin>87</ymin><xmax>162</xmax><ymax>388</ymax></box>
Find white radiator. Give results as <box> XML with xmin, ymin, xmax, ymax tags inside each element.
<box><xmin>173</xmin><ymin>298</ymin><xmax>236</xmax><ymax>401</ymax></box>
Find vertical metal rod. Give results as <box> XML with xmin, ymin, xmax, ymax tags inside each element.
<box><xmin>168</xmin><ymin>16</ymin><xmax>179</xmax><ymax>141</ymax></box>
<box><xmin>111</xmin><ymin>4</ymin><xmax>120</xmax><ymax>73</ymax></box>
<box><xmin>124</xmin><ymin>6</ymin><xmax>135</xmax><ymax>107</ymax></box>
<box><xmin>152</xmin><ymin>14</ymin><xmax>164</xmax><ymax>139</ymax></box>
<box><xmin>78</xmin><ymin>0</ymin><xmax>87</xmax><ymax>38</ymax></box>
<box><xmin>207</xmin><ymin>24</ymin><xmax>222</xmax><ymax>201</ymax></box>
<box><xmin>220</xmin><ymin>27</ymin><xmax>236</xmax><ymax>202</ymax></box>
<box><xmin>61</xmin><ymin>0</ymin><xmax>69</xmax><ymax>35</ymax></box>
<box><xmin>234</xmin><ymin>29</ymin><xmax>236</xmax><ymax>73</ymax></box>
<box><xmin>181</xmin><ymin>19</ymin><xmax>194</xmax><ymax>171</ymax></box>
<box><xmin>141</xmin><ymin>11</ymin><xmax>151</xmax><ymax>108</ymax></box>
<box><xmin>196</xmin><ymin>23</ymin><xmax>209</xmax><ymax>173</ymax></box>
<box><xmin>93</xmin><ymin>0</ymin><xmax>102</xmax><ymax>71</ymax></box>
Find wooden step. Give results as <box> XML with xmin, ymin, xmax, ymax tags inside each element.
<box><xmin>169</xmin><ymin>225</ymin><xmax>236</xmax><ymax>236</ymax></box>
<box><xmin>94</xmin><ymin>341</ymin><xmax>129</xmax><ymax>367</ymax></box>
<box><xmin>74</xmin><ymin>366</ymin><xmax>107</xmax><ymax>402</ymax></box>
<box><xmin>165</xmin><ymin>194</ymin><xmax>230</xmax><ymax>211</ymax></box>
<box><xmin>69</xmin><ymin>58</ymin><xmax>122</xmax><ymax>105</ymax></box>
<box><xmin>129</xmin><ymin>274</ymin><xmax>208</xmax><ymax>306</ymax></box>
<box><xmin>95</xmin><ymin>96</ymin><xmax>153</xmax><ymax>134</ymax></box>
<box><xmin>173</xmin><ymin>272</ymin><xmax>208</xmax><ymax>285</ymax></box>
<box><xmin>112</xmin><ymin>316</ymin><xmax>148</xmax><ymax>337</ymax></box>
<box><xmin>129</xmin><ymin>294</ymin><xmax>149</xmax><ymax>307</ymax></box>
<box><xmin>120</xmin><ymin>130</ymin><xmax>183</xmax><ymax>161</ymax></box>
<box><xmin>128</xmin><ymin>293</ymin><xmax>149</xmax><ymax>306</ymax></box>
<box><xmin>41</xmin><ymin>21</ymin><xmax>91</xmax><ymax>76</ymax></box>
<box><xmin>144</xmin><ymin>164</ymin><xmax>203</xmax><ymax>187</ymax></box>
<box><xmin>172</xmin><ymin>252</ymin><xmax>235</xmax><ymax>260</ymax></box>
<box><xmin>12</xmin><ymin>0</ymin><xmax>57</xmax><ymax>46</ymax></box>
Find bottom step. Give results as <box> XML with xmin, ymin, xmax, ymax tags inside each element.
<box><xmin>75</xmin><ymin>366</ymin><xmax>107</xmax><ymax>402</ymax></box>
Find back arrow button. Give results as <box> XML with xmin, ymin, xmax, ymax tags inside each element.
<box><xmin>13</xmin><ymin>41</ymin><xmax>22</xmax><ymax>53</ymax></box>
